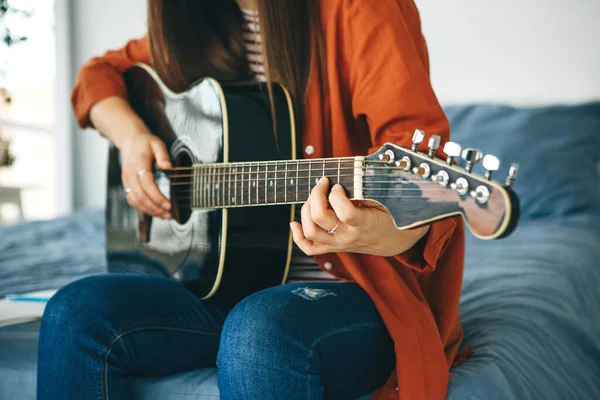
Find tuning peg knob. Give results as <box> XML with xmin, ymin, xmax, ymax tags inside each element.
<box><xmin>482</xmin><ymin>154</ymin><xmax>500</xmax><ymax>180</ymax></box>
<box><xmin>411</xmin><ymin>129</ymin><xmax>425</xmax><ymax>152</ymax></box>
<box><xmin>505</xmin><ymin>163</ymin><xmax>519</xmax><ymax>187</ymax></box>
<box><xmin>443</xmin><ymin>142</ymin><xmax>462</xmax><ymax>166</ymax></box>
<box><xmin>461</xmin><ymin>148</ymin><xmax>483</xmax><ymax>172</ymax></box>
<box><xmin>470</xmin><ymin>185</ymin><xmax>490</xmax><ymax>204</ymax></box>
<box><xmin>427</xmin><ymin>135</ymin><xmax>441</xmax><ymax>158</ymax></box>
<box><xmin>450</xmin><ymin>177</ymin><xmax>469</xmax><ymax>196</ymax></box>
<box><xmin>431</xmin><ymin>170</ymin><xmax>450</xmax><ymax>187</ymax></box>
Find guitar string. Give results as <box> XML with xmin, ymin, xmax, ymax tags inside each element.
<box><xmin>166</xmin><ymin>179</ymin><xmax>462</xmax><ymax>187</ymax></box>
<box><xmin>157</xmin><ymin>157</ymin><xmax>383</xmax><ymax>172</ymax></box>
<box><xmin>159</xmin><ymin>157</ymin><xmax>454</xmax><ymax>172</ymax></box>
<box><xmin>163</xmin><ymin>168</ymin><xmax>465</xmax><ymax>184</ymax></box>
<box><xmin>160</xmin><ymin>195</ymin><xmax>461</xmax><ymax>208</ymax></box>
<box><xmin>166</xmin><ymin>192</ymin><xmax>466</xmax><ymax>205</ymax></box>
<box><xmin>162</xmin><ymin>178</ymin><xmax>474</xmax><ymax>193</ymax></box>
<box><xmin>164</xmin><ymin>186</ymin><xmax>473</xmax><ymax>205</ymax></box>
<box><xmin>159</xmin><ymin>155</ymin><xmax>455</xmax><ymax>170</ymax></box>
<box><xmin>165</xmin><ymin>187</ymin><xmax>462</xmax><ymax>203</ymax></box>
<box><xmin>162</xmin><ymin>165</ymin><xmax>459</xmax><ymax>180</ymax></box>
<box><xmin>166</xmin><ymin>179</ymin><xmax>441</xmax><ymax>186</ymax></box>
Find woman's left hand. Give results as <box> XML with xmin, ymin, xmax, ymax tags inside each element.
<box><xmin>290</xmin><ymin>177</ymin><xmax>430</xmax><ymax>257</ymax></box>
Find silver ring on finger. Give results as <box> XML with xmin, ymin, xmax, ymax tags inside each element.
<box><xmin>124</xmin><ymin>187</ymin><xmax>133</xmax><ymax>196</ymax></box>
<box><xmin>137</xmin><ymin>169</ymin><xmax>149</xmax><ymax>177</ymax></box>
<box><xmin>326</xmin><ymin>220</ymin><xmax>341</xmax><ymax>235</ymax></box>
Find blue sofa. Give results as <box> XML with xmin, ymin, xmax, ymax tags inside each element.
<box><xmin>1</xmin><ymin>103</ymin><xmax>600</xmax><ymax>399</ymax></box>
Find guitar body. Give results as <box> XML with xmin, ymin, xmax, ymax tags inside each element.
<box><xmin>106</xmin><ymin>64</ymin><xmax>296</xmax><ymax>302</ymax></box>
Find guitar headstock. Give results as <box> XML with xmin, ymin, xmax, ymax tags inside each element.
<box><xmin>364</xmin><ymin>130</ymin><xmax>520</xmax><ymax>240</ymax></box>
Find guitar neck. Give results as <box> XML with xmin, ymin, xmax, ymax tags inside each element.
<box><xmin>183</xmin><ymin>157</ymin><xmax>362</xmax><ymax>209</ymax></box>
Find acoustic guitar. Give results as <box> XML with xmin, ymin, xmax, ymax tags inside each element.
<box><xmin>106</xmin><ymin>63</ymin><xmax>520</xmax><ymax>302</ymax></box>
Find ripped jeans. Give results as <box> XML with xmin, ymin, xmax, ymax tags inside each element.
<box><xmin>37</xmin><ymin>275</ymin><xmax>395</xmax><ymax>399</ymax></box>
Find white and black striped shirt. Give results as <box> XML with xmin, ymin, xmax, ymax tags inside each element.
<box><xmin>242</xmin><ymin>9</ymin><xmax>338</xmax><ymax>283</ymax></box>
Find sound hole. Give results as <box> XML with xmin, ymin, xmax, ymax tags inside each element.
<box><xmin>171</xmin><ymin>151</ymin><xmax>193</xmax><ymax>224</ymax></box>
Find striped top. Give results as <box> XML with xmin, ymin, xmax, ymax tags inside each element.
<box><xmin>242</xmin><ymin>9</ymin><xmax>337</xmax><ymax>283</ymax></box>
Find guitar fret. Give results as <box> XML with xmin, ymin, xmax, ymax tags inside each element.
<box><xmin>204</xmin><ymin>166</ymin><xmax>212</xmax><ymax>207</ymax></box>
<box><xmin>263</xmin><ymin>163</ymin><xmax>267</xmax><ymax>205</ymax></box>
<box><xmin>223</xmin><ymin>166</ymin><xmax>226</xmax><ymax>206</ymax></box>
<box><xmin>255</xmin><ymin>164</ymin><xmax>259</xmax><ymax>205</ymax></box>
<box><xmin>240</xmin><ymin>164</ymin><xmax>243</xmax><ymax>205</ymax></box>
<box><xmin>219</xmin><ymin>166</ymin><xmax>223</xmax><ymax>207</ymax></box>
<box><xmin>337</xmin><ymin>159</ymin><xmax>341</xmax><ymax>186</ymax></box>
<box><xmin>199</xmin><ymin>166</ymin><xmax>203</xmax><ymax>208</ymax></box>
<box><xmin>225</xmin><ymin>165</ymin><xmax>229</xmax><ymax>207</ymax></box>
<box><xmin>206</xmin><ymin>165</ymin><xmax>210</xmax><ymax>208</ymax></box>
<box><xmin>308</xmin><ymin>160</ymin><xmax>312</xmax><ymax>200</ymax></box>
<box><xmin>214</xmin><ymin>166</ymin><xmax>218</xmax><ymax>207</ymax></box>
<box><xmin>214</xmin><ymin>165</ymin><xmax>218</xmax><ymax>208</ymax></box>
<box><xmin>205</xmin><ymin>166</ymin><xmax>209</xmax><ymax>208</ymax></box>
<box><xmin>202</xmin><ymin>168</ymin><xmax>208</xmax><ymax>208</ymax></box>
<box><xmin>246</xmin><ymin>164</ymin><xmax>251</xmax><ymax>205</ymax></box>
<box><xmin>274</xmin><ymin>163</ymin><xmax>278</xmax><ymax>204</ymax></box>
<box><xmin>192</xmin><ymin>167</ymin><xmax>197</xmax><ymax>208</ymax></box>
<box><xmin>232</xmin><ymin>165</ymin><xmax>237</xmax><ymax>205</ymax></box>
<box><xmin>212</xmin><ymin>165</ymin><xmax>216</xmax><ymax>208</ymax></box>
<box><xmin>295</xmin><ymin>160</ymin><xmax>299</xmax><ymax>202</ymax></box>
<box><xmin>284</xmin><ymin>161</ymin><xmax>288</xmax><ymax>203</ymax></box>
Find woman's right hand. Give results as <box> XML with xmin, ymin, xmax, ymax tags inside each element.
<box><xmin>119</xmin><ymin>131</ymin><xmax>173</xmax><ymax>219</ymax></box>
<box><xmin>89</xmin><ymin>96</ymin><xmax>173</xmax><ymax>219</ymax></box>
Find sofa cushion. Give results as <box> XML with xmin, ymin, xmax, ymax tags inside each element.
<box><xmin>0</xmin><ymin>322</ymin><xmax>40</xmax><ymax>400</ymax></box>
<box><xmin>444</xmin><ymin>102</ymin><xmax>600</xmax><ymax>221</ymax></box>
<box><xmin>0</xmin><ymin>208</ymin><xmax>106</xmax><ymax>298</ymax></box>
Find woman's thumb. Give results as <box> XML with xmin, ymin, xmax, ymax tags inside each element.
<box><xmin>150</xmin><ymin>138</ymin><xmax>172</xmax><ymax>169</ymax></box>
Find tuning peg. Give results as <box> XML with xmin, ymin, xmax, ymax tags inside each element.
<box><xmin>461</xmin><ymin>148</ymin><xmax>483</xmax><ymax>172</ymax></box>
<box><xmin>443</xmin><ymin>142</ymin><xmax>462</xmax><ymax>166</ymax></box>
<box><xmin>482</xmin><ymin>154</ymin><xmax>500</xmax><ymax>180</ymax></box>
<box><xmin>411</xmin><ymin>129</ymin><xmax>425</xmax><ymax>152</ymax></box>
<box><xmin>505</xmin><ymin>163</ymin><xmax>519</xmax><ymax>187</ymax></box>
<box><xmin>427</xmin><ymin>135</ymin><xmax>441</xmax><ymax>158</ymax></box>
<box><xmin>450</xmin><ymin>177</ymin><xmax>469</xmax><ymax>196</ymax></box>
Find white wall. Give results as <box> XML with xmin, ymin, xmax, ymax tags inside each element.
<box><xmin>68</xmin><ymin>0</ymin><xmax>146</xmax><ymax>210</ymax></box>
<box><xmin>65</xmin><ymin>0</ymin><xmax>600</xmax><ymax>210</ymax></box>
<box><xmin>414</xmin><ymin>0</ymin><xmax>600</xmax><ymax>106</ymax></box>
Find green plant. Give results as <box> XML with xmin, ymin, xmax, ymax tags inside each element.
<box><xmin>1</xmin><ymin>0</ymin><xmax>32</xmax><ymax>47</ymax></box>
<box><xmin>0</xmin><ymin>0</ymin><xmax>33</xmax><ymax>166</ymax></box>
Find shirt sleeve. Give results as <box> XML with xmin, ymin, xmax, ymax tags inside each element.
<box><xmin>71</xmin><ymin>35</ymin><xmax>151</xmax><ymax>129</ymax></box>
<box><xmin>344</xmin><ymin>0</ymin><xmax>459</xmax><ymax>271</ymax></box>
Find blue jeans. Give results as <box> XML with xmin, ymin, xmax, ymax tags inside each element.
<box><xmin>37</xmin><ymin>274</ymin><xmax>395</xmax><ymax>399</ymax></box>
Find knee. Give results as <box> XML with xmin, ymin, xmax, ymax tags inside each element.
<box><xmin>217</xmin><ymin>288</ymin><xmax>300</xmax><ymax>367</ymax></box>
<box><xmin>40</xmin><ymin>275</ymin><xmax>121</xmax><ymax>343</ymax></box>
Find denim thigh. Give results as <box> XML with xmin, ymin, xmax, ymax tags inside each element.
<box><xmin>218</xmin><ymin>282</ymin><xmax>395</xmax><ymax>399</ymax></box>
<box><xmin>37</xmin><ymin>274</ymin><xmax>232</xmax><ymax>399</ymax></box>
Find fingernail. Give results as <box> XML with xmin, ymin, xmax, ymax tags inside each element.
<box><xmin>162</xmin><ymin>202</ymin><xmax>171</xmax><ymax>210</ymax></box>
<box><xmin>333</xmin><ymin>184</ymin><xmax>342</xmax><ymax>191</ymax></box>
<box><xmin>163</xmin><ymin>213</ymin><xmax>171</xmax><ymax>219</ymax></box>
<box><xmin>319</xmin><ymin>176</ymin><xmax>327</xmax><ymax>184</ymax></box>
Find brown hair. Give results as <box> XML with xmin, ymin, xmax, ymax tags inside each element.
<box><xmin>147</xmin><ymin>0</ymin><xmax>322</xmax><ymax>119</ymax></box>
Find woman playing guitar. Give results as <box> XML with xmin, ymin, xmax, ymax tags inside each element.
<box><xmin>37</xmin><ymin>1</ymin><xmax>466</xmax><ymax>399</ymax></box>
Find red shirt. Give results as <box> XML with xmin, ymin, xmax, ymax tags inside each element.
<box><xmin>71</xmin><ymin>1</ymin><xmax>466</xmax><ymax>398</ymax></box>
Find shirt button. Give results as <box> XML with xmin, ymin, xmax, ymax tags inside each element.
<box><xmin>304</xmin><ymin>145</ymin><xmax>315</xmax><ymax>155</ymax></box>
<box><xmin>324</xmin><ymin>262</ymin><xmax>333</xmax><ymax>270</ymax></box>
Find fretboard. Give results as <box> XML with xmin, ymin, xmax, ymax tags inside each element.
<box><xmin>187</xmin><ymin>158</ymin><xmax>358</xmax><ymax>209</ymax></box>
